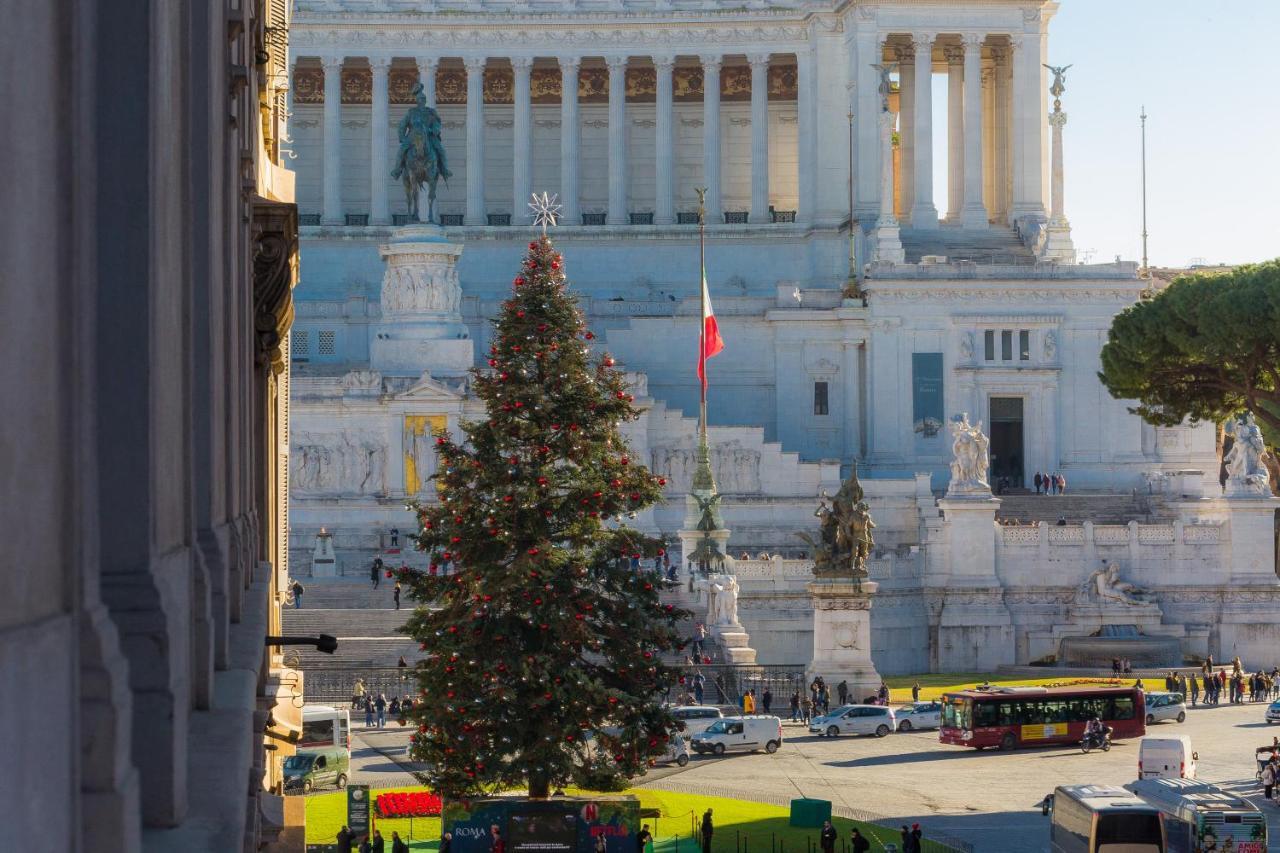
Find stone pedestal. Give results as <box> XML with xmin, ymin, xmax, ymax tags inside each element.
<box><xmin>1040</xmin><ymin>220</ymin><xmax>1076</xmax><ymax>263</ymax></box>
<box><xmin>1225</xmin><ymin>495</ymin><xmax>1280</xmax><ymax>583</ymax></box>
<box><xmin>712</xmin><ymin>623</ymin><xmax>758</xmax><ymax>665</ymax></box>
<box><xmin>371</xmin><ymin>224</ymin><xmax>473</xmax><ymax>376</ymax></box>
<box><xmin>311</xmin><ymin>529</ymin><xmax>337</xmax><ymax>578</ymax></box>
<box><xmin>934</xmin><ymin>496</ymin><xmax>1015</xmax><ymax>670</ymax></box>
<box><xmin>806</xmin><ymin>579</ymin><xmax>881</xmax><ymax>702</ymax></box>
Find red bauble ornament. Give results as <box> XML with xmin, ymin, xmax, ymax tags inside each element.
<box><xmin>621</xmin><ymin>456</ymin><xmax>630</xmax><ymax>465</ymax></box>
<box><xmin>584</xmin><ymin>331</ymin><xmax>595</xmax><ymax>340</ymax></box>
<box><xmin>528</xmin><ymin>547</ymin><xmax>540</xmax><ymax>556</ymax></box>
<box><xmin>503</xmin><ymin>495</ymin><xmax>514</xmax><ymax>503</ymax></box>
<box><xmin>514</xmin><ymin>276</ymin><xmax>526</xmax><ymax>287</ymax></box>
<box><xmin>436</xmin><ymin>436</ymin><xmax>447</xmax><ymax>446</ymax></box>
<box><xmin>658</xmin><ymin>478</ymin><xmax>668</xmax><ymax>487</ymax></box>
<box><xmin>529</xmin><ymin>241</ymin><xmax>538</xmax><ymax>250</ymax></box>
<box><xmin>616</xmin><ymin>391</ymin><xmax>626</xmax><ymax>399</ymax></box>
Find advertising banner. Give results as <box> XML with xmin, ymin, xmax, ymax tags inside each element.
<box><xmin>443</xmin><ymin>797</ymin><xmax>640</xmax><ymax>853</ymax></box>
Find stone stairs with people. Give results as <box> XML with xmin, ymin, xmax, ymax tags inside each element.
<box><xmin>284</xmin><ymin>577</ymin><xmax>421</xmax><ymax>672</ymax></box>
<box><xmin>657</xmin><ymin>569</ymin><xmax>723</xmax><ymax>668</ymax></box>
<box><xmin>899</xmin><ymin>225</ymin><xmax>1038</xmax><ymax>265</ymax></box>
<box><xmin>995</xmin><ymin>492</ymin><xmax>1160</xmax><ymax>525</ymax></box>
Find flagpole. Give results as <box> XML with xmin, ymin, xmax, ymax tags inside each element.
<box><xmin>696</xmin><ymin>186</ymin><xmax>708</xmax><ymax>440</ymax></box>
<box><xmin>1139</xmin><ymin>106</ymin><xmax>1149</xmax><ymax>278</ymax></box>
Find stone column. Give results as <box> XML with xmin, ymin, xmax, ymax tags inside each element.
<box><xmin>894</xmin><ymin>43</ymin><xmax>916</xmax><ymax>221</ymax></box>
<box><xmin>559</xmin><ymin>56</ymin><xmax>581</xmax><ymax>225</ymax></box>
<box><xmin>872</xmin><ymin>110</ymin><xmax>905</xmax><ymax>264</ymax></box>
<box><xmin>1040</xmin><ymin>104</ymin><xmax>1076</xmax><ymax>261</ymax></box>
<box><xmin>653</xmin><ymin>54</ymin><xmax>676</xmax><ymax>225</ymax></box>
<box><xmin>981</xmin><ymin>66</ymin><xmax>996</xmax><ymax>218</ymax></box>
<box><xmin>415</xmin><ymin>56</ymin><xmax>437</xmax><ymax>107</ymax></box>
<box><xmin>748</xmin><ymin>53</ymin><xmax>770</xmax><ymax>224</ymax></box>
<box><xmin>606</xmin><ymin>55</ymin><xmax>629</xmax><ymax>226</ymax></box>
<box><xmin>853</xmin><ymin>30</ymin><xmax>880</xmax><ymax>222</ymax></box>
<box><xmin>960</xmin><ymin>34</ymin><xmax>989</xmax><ymax>227</ymax></box>
<box><xmin>512</xmin><ymin>57</ymin><xmax>534</xmax><ymax>225</ymax></box>
<box><xmin>1011</xmin><ymin>32</ymin><xmax>1048</xmax><ymax>224</ymax></box>
<box><xmin>990</xmin><ymin>46</ymin><xmax>1011</xmax><ymax>223</ymax></box>
<box><xmin>944</xmin><ymin>44</ymin><xmax>964</xmax><ymax>223</ymax></box>
<box><xmin>701</xmin><ymin>54</ymin><xmax>723</xmax><ymax>222</ymax></box>
<box><xmin>321</xmin><ymin>56</ymin><xmax>344</xmax><ymax>225</ymax></box>
<box><xmin>369</xmin><ymin>57</ymin><xmax>391</xmax><ymax>225</ymax></box>
<box><xmin>464</xmin><ymin>56</ymin><xmax>486</xmax><ymax>225</ymax></box>
<box><xmin>797</xmin><ymin>47</ymin><xmax>817</xmax><ymax>225</ymax></box>
<box><xmin>909</xmin><ymin>33</ymin><xmax>938</xmax><ymax>228</ymax></box>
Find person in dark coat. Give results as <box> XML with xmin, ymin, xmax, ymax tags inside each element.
<box><xmin>701</xmin><ymin>809</ymin><xmax>714</xmax><ymax>853</ymax></box>
<box><xmin>819</xmin><ymin>821</ymin><xmax>837</xmax><ymax>853</ymax></box>
<box><xmin>849</xmin><ymin>829</ymin><xmax>870</xmax><ymax>853</ymax></box>
<box><xmin>371</xmin><ymin>830</ymin><xmax>385</xmax><ymax>853</ymax></box>
<box><xmin>392</xmin><ymin>832</ymin><xmax>411</xmax><ymax>853</ymax></box>
<box><xmin>762</xmin><ymin>687</ymin><xmax>773</xmax><ymax>714</ymax></box>
<box><xmin>637</xmin><ymin>824</ymin><xmax>653</xmax><ymax>853</ymax></box>
<box><xmin>1034</xmin><ymin>471</ymin><xmax>1043</xmax><ymax>494</ymax></box>
<box><xmin>371</xmin><ymin>558</ymin><xmax>383</xmax><ymax>588</ymax></box>
<box><xmin>337</xmin><ymin>826</ymin><xmax>353</xmax><ymax>852</ymax></box>
<box><xmin>436</xmin><ymin>832</ymin><xmax>452</xmax><ymax>853</ymax></box>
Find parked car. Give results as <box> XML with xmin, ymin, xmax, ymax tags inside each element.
<box><xmin>690</xmin><ymin>715</ymin><xmax>783</xmax><ymax>755</ymax></box>
<box><xmin>1139</xmin><ymin>736</ymin><xmax>1198</xmax><ymax>780</ymax></box>
<box><xmin>1143</xmin><ymin>692</ymin><xmax>1187</xmax><ymax>725</ymax></box>
<box><xmin>809</xmin><ymin>704</ymin><xmax>896</xmax><ymax>738</ymax></box>
<box><xmin>669</xmin><ymin>705</ymin><xmax>724</xmax><ymax>737</ymax></box>
<box><xmin>894</xmin><ymin>701</ymin><xmax>942</xmax><ymax>732</ymax></box>
<box><xmin>660</xmin><ymin>732</ymin><xmax>691</xmax><ymax>767</ymax></box>
<box><xmin>1265</xmin><ymin>700</ymin><xmax>1280</xmax><ymax>725</ymax></box>
<box><xmin>283</xmin><ymin>746</ymin><xmax>349</xmax><ymax>793</ymax></box>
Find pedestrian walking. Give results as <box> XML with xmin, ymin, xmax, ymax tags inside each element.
<box><xmin>1264</xmin><ymin>761</ymin><xmax>1275</xmax><ymax>801</ymax></box>
<box><xmin>364</xmin><ymin>697</ymin><xmax>374</xmax><ymax>727</ymax></box>
<box><xmin>1034</xmin><ymin>472</ymin><xmax>1043</xmax><ymax>494</ymax></box>
<box><xmin>438</xmin><ymin>832</ymin><xmax>451</xmax><ymax>853</ymax></box>
<box><xmin>337</xmin><ymin>826</ymin><xmax>353</xmax><ymax>853</ymax></box>
<box><xmin>790</xmin><ymin>691</ymin><xmax>800</xmax><ymax>722</ymax></box>
<box><xmin>1190</xmin><ymin>676</ymin><xmax>1199</xmax><ymax>706</ymax></box>
<box><xmin>371</xmin><ymin>558</ymin><xmax>383</xmax><ymax>589</ymax></box>
<box><xmin>637</xmin><ymin>824</ymin><xmax>653</xmax><ymax>853</ymax></box>
<box><xmin>819</xmin><ymin>821</ymin><xmax>837</xmax><ymax>853</ymax></box>
<box><xmin>393</xmin><ymin>581</ymin><xmax>402</xmax><ymax>610</ymax></box>
<box><xmin>393</xmin><ymin>832</ymin><xmax>411</xmax><ymax>853</ymax></box>
<box><xmin>375</xmin><ymin>693</ymin><xmax>387</xmax><ymax>727</ymax></box>
<box><xmin>762</xmin><ymin>687</ymin><xmax>773</xmax><ymax>714</ymax></box>
<box><xmin>837</xmin><ymin>680</ymin><xmax>849</xmax><ymax>706</ymax></box>
<box><xmin>911</xmin><ymin>681</ymin><xmax>921</xmax><ymax>702</ymax></box>
<box><xmin>372</xmin><ymin>830</ymin><xmax>386</xmax><ymax>853</ymax></box>
<box><xmin>700</xmin><ymin>809</ymin><xmax>714</xmax><ymax>853</ymax></box>
<box><xmin>849</xmin><ymin>829</ymin><xmax>870</xmax><ymax>853</ymax></box>
<box><xmin>1057</xmin><ymin>473</ymin><xmax>1067</xmax><ymax>494</ymax></box>
<box><xmin>801</xmin><ymin>696</ymin><xmax>812</xmax><ymax>724</ymax></box>
<box><xmin>692</xmin><ymin>623</ymin><xmax>707</xmax><ymax>659</ymax></box>
<box><xmin>291</xmin><ymin>580</ymin><xmax>305</xmax><ymax>609</ymax></box>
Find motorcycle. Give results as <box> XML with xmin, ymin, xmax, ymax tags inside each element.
<box><xmin>1080</xmin><ymin>727</ymin><xmax>1112</xmax><ymax>753</ymax></box>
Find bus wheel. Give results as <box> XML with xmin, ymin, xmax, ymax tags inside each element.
<box><xmin>999</xmin><ymin>733</ymin><xmax>1016</xmax><ymax>751</ymax></box>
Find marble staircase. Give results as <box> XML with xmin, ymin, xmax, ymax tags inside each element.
<box><xmin>284</xmin><ymin>577</ymin><xmax>420</xmax><ymax>670</ymax></box>
<box><xmin>899</xmin><ymin>226</ymin><xmax>1037</xmax><ymax>265</ymax></box>
<box><xmin>995</xmin><ymin>492</ymin><xmax>1157</xmax><ymax>525</ymax></box>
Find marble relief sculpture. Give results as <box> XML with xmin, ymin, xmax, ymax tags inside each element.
<box><xmin>1078</xmin><ymin>562</ymin><xmax>1148</xmax><ymax>607</ymax></box>
<box><xmin>292</xmin><ymin>431</ymin><xmax>388</xmax><ymax>496</ymax></box>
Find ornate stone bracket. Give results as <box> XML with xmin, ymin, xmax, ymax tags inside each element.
<box><xmin>252</xmin><ymin>198</ymin><xmax>299</xmax><ymax>373</ymax></box>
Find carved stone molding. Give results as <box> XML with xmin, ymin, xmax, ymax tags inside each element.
<box><xmin>251</xmin><ymin>199</ymin><xmax>299</xmax><ymax>373</ymax></box>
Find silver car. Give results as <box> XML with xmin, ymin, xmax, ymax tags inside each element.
<box><xmin>1144</xmin><ymin>691</ymin><xmax>1187</xmax><ymax>725</ymax></box>
<box><xmin>894</xmin><ymin>701</ymin><xmax>942</xmax><ymax>732</ymax></box>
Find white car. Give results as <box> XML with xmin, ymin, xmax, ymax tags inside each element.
<box><xmin>1144</xmin><ymin>692</ymin><xmax>1187</xmax><ymax>725</ymax></box>
<box><xmin>809</xmin><ymin>704</ymin><xmax>896</xmax><ymax>738</ymax></box>
<box><xmin>669</xmin><ymin>705</ymin><xmax>724</xmax><ymax>737</ymax></box>
<box><xmin>1266</xmin><ymin>700</ymin><xmax>1280</xmax><ymax>724</ymax></box>
<box><xmin>659</xmin><ymin>732</ymin><xmax>691</xmax><ymax>767</ymax></box>
<box><xmin>894</xmin><ymin>701</ymin><xmax>942</xmax><ymax>732</ymax></box>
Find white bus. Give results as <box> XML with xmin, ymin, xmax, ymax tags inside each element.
<box><xmin>1046</xmin><ymin>784</ymin><xmax>1164</xmax><ymax>853</ymax></box>
<box><xmin>1126</xmin><ymin>778</ymin><xmax>1267</xmax><ymax>853</ymax></box>
<box><xmin>300</xmin><ymin>704</ymin><xmax>351</xmax><ymax>752</ymax></box>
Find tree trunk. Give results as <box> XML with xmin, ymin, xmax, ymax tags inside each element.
<box><xmin>527</xmin><ymin>772</ymin><xmax>550</xmax><ymax>800</ymax></box>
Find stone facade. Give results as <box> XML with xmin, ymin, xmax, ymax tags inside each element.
<box><xmin>0</xmin><ymin>1</ymin><xmax>302</xmax><ymax>850</ymax></box>
<box><xmin>284</xmin><ymin>0</ymin><xmax>1280</xmax><ymax>675</ymax></box>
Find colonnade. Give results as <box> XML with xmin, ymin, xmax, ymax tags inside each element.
<box><xmin>308</xmin><ymin>53</ymin><xmax>807</xmax><ymax>227</ymax></box>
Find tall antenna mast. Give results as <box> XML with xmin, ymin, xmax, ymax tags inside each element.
<box><xmin>1140</xmin><ymin>106</ymin><xmax>1149</xmax><ymax>277</ymax></box>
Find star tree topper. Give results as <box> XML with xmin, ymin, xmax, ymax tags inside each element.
<box><xmin>528</xmin><ymin>191</ymin><xmax>562</xmax><ymax>235</ymax></box>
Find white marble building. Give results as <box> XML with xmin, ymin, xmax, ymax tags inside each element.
<box><xmin>286</xmin><ymin>0</ymin><xmax>1280</xmax><ymax>672</ymax></box>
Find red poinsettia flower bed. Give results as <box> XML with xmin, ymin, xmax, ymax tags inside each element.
<box><xmin>376</xmin><ymin>790</ymin><xmax>443</xmax><ymax>818</ymax></box>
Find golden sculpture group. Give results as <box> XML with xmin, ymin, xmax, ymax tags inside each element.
<box><xmin>797</xmin><ymin>462</ymin><xmax>876</xmax><ymax>584</ymax></box>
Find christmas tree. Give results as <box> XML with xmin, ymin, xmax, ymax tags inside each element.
<box><xmin>399</xmin><ymin>232</ymin><xmax>686</xmax><ymax>799</ymax></box>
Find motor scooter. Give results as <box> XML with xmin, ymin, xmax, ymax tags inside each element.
<box><xmin>1080</xmin><ymin>726</ymin><xmax>1112</xmax><ymax>753</ymax></box>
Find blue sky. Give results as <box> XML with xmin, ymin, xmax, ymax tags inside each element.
<box><xmin>928</xmin><ymin>0</ymin><xmax>1279</xmax><ymax>266</ymax></box>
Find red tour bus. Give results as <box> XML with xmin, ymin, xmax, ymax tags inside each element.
<box><xmin>940</xmin><ymin>685</ymin><xmax>1145</xmax><ymax>750</ymax></box>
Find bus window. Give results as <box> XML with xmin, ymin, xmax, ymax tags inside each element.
<box><xmin>301</xmin><ymin>718</ymin><xmax>335</xmax><ymax>746</ymax></box>
<box><xmin>1095</xmin><ymin>811</ymin><xmax>1162</xmax><ymax>846</ymax></box>
<box><xmin>974</xmin><ymin>702</ymin><xmax>998</xmax><ymax>727</ymax></box>
<box><xmin>1113</xmin><ymin>696</ymin><xmax>1135</xmax><ymax>720</ymax></box>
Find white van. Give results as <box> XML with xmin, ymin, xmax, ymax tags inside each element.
<box><xmin>300</xmin><ymin>704</ymin><xmax>351</xmax><ymax>752</ymax></box>
<box><xmin>690</xmin><ymin>715</ymin><xmax>783</xmax><ymax>755</ymax></box>
<box><xmin>669</xmin><ymin>705</ymin><xmax>724</xmax><ymax>737</ymax></box>
<box><xmin>1138</xmin><ymin>735</ymin><xmax>1197</xmax><ymax>780</ymax></box>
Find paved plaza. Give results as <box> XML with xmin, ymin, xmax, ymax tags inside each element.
<box><xmin>348</xmin><ymin>700</ymin><xmax>1280</xmax><ymax>852</ymax></box>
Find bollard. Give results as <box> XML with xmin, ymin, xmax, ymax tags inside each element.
<box><xmin>772</xmin><ymin>832</ymin><xmax>776</xmax><ymax>853</ymax></box>
<box><xmin>736</xmin><ymin>830</ymin><xmax>741</xmax><ymax>853</ymax></box>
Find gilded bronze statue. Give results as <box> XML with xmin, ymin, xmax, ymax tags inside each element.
<box><xmin>796</xmin><ymin>461</ymin><xmax>876</xmax><ymax>584</ymax></box>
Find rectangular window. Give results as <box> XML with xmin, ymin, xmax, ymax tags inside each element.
<box><xmin>1019</xmin><ymin>330</ymin><xmax>1031</xmax><ymax>361</ymax></box>
<box><xmin>292</xmin><ymin>329</ymin><xmax>310</xmax><ymax>357</ymax></box>
<box><xmin>813</xmin><ymin>381</ymin><xmax>829</xmax><ymax>416</ymax></box>
<box><xmin>984</xmin><ymin>330</ymin><xmax>995</xmax><ymax>361</ymax></box>
<box><xmin>318</xmin><ymin>330</ymin><xmax>336</xmax><ymax>356</ymax></box>
<box><xmin>1001</xmin><ymin>330</ymin><xmax>1013</xmax><ymax>361</ymax></box>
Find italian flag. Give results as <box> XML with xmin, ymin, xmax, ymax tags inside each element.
<box><xmin>697</xmin><ymin>271</ymin><xmax>725</xmax><ymax>394</ymax></box>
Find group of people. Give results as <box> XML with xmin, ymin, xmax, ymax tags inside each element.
<box><xmin>1110</xmin><ymin>658</ymin><xmax>1136</xmax><ymax>675</ymax></box>
<box><xmin>351</xmin><ymin>681</ymin><xmax>415</xmax><ymax>727</ymax></box>
<box><xmin>334</xmin><ymin>826</ymin><xmax>410</xmax><ymax>853</ymax></box>
<box><xmin>739</xmin><ymin>688</ymin><xmax>773</xmax><ymax>714</ymax></box>
<box><xmin>1034</xmin><ymin>471</ymin><xmax>1068</xmax><ymax>494</ymax></box>
<box><xmin>1181</xmin><ymin>666</ymin><xmax>1280</xmax><ymax>706</ymax></box>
